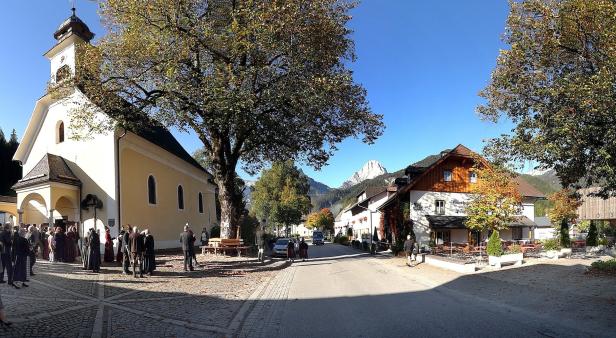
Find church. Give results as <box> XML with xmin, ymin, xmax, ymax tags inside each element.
<box><xmin>11</xmin><ymin>10</ymin><xmax>217</xmax><ymax>249</ymax></box>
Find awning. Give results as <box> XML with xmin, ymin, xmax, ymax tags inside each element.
<box><xmin>426</xmin><ymin>215</ymin><xmax>468</xmax><ymax>229</ymax></box>
<box><xmin>509</xmin><ymin>216</ymin><xmax>537</xmax><ymax>227</ymax></box>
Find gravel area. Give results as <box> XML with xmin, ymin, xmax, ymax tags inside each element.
<box><xmin>0</xmin><ymin>252</ymin><xmax>286</xmax><ymax>338</ymax></box>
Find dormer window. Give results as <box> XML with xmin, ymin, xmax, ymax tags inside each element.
<box><xmin>443</xmin><ymin>169</ymin><xmax>453</xmax><ymax>182</ymax></box>
<box><xmin>55</xmin><ymin>64</ymin><xmax>71</xmax><ymax>83</ymax></box>
<box><xmin>57</xmin><ymin>121</ymin><xmax>65</xmax><ymax>143</ymax></box>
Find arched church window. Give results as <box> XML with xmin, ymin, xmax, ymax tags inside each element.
<box><xmin>57</xmin><ymin>121</ymin><xmax>65</xmax><ymax>143</ymax></box>
<box><xmin>55</xmin><ymin>64</ymin><xmax>71</xmax><ymax>82</ymax></box>
<box><xmin>148</xmin><ymin>175</ymin><xmax>157</xmax><ymax>205</ymax></box>
<box><xmin>178</xmin><ymin>185</ymin><xmax>185</xmax><ymax>210</ymax></box>
<box><xmin>198</xmin><ymin>192</ymin><xmax>204</xmax><ymax>214</ymax></box>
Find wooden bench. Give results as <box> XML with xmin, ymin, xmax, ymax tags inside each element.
<box><xmin>202</xmin><ymin>238</ymin><xmax>250</xmax><ymax>257</ymax></box>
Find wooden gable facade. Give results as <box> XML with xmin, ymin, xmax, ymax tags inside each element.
<box><xmin>412</xmin><ymin>156</ymin><xmax>476</xmax><ymax>193</ymax></box>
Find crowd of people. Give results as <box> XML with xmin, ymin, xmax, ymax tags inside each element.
<box><xmin>117</xmin><ymin>225</ymin><xmax>157</xmax><ymax>278</ymax></box>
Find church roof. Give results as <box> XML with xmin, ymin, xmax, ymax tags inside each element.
<box><xmin>12</xmin><ymin>154</ymin><xmax>81</xmax><ymax>190</ymax></box>
<box><xmin>54</xmin><ymin>8</ymin><xmax>94</xmax><ymax>42</ymax></box>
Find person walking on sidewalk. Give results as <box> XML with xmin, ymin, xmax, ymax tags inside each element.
<box><xmin>403</xmin><ymin>235</ymin><xmax>415</xmax><ymax>267</ymax></box>
<box><xmin>0</xmin><ymin>224</ymin><xmax>13</xmax><ymax>286</ymax></box>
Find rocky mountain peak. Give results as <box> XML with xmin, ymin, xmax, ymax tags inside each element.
<box><xmin>341</xmin><ymin>160</ymin><xmax>387</xmax><ymax>188</ymax></box>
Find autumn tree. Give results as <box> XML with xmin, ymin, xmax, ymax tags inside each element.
<box><xmin>68</xmin><ymin>0</ymin><xmax>384</xmax><ymax>238</ymax></box>
<box><xmin>465</xmin><ymin>159</ymin><xmax>522</xmax><ymax>234</ymax></box>
<box><xmin>305</xmin><ymin>208</ymin><xmax>335</xmax><ymax>233</ymax></box>
<box><xmin>478</xmin><ymin>0</ymin><xmax>616</xmax><ymax>197</ymax></box>
<box><xmin>548</xmin><ymin>189</ymin><xmax>581</xmax><ymax>248</ymax></box>
<box><xmin>251</xmin><ymin>161</ymin><xmax>311</xmax><ymax>236</ymax></box>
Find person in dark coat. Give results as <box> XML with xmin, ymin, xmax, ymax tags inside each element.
<box><xmin>142</xmin><ymin>229</ymin><xmax>156</xmax><ymax>276</ymax></box>
<box><xmin>188</xmin><ymin>228</ymin><xmax>198</xmax><ymax>266</ymax></box>
<box><xmin>104</xmin><ymin>227</ymin><xmax>114</xmax><ymax>263</ymax></box>
<box><xmin>54</xmin><ymin>227</ymin><xmax>66</xmax><ymax>263</ymax></box>
<box><xmin>129</xmin><ymin>226</ymin><xmax>144</xmax><ymax>278</ymax></box>
<box><xmin>86</xmin><ymin>229</ymin><xmax>101</xmax><ymax>272</ymax></box>
<box><xmin>403</xmin><ymin>235</ymin><xmax>415</xmax><ymax>267</ymax></box>
<box><xmin>0</xmin><ymin>224</ymin><xmax>13</xmax><ymax>286</ymax></box>
<box><xmin>65</xmin><ymin>226</ymin><xmax>77</xmax><ymax>263</ymax></box>
<box><xmin>179</xmin><ymin>226</ymin><xmax>194</xmax><ymax>271</ymax></box>
<box><xmin>287</xmin><ymin>240</ymin><xmax>296</xmax><ymax>262</ymax></box>
<box><xmin>12</xmin><ymin>228</ymin><xmax>29</xmax><ymax>288</ymax></box>
<box><xmin>121</xmin><ymin>227</ymin><xmax>132</xmax><ymax>274</ymax></box>
<box><xmin>299</xmin><ymin>238</ymin><xmax>308</xmax><ymax>261</ymax></box>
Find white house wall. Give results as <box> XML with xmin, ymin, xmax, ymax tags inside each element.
<box><xmin>20</xmin><ymin>91</ymin><xmax>118</xmax><ymax>239</ymax></box>
<box><xmin>409</xmin><ymin>190</ymin><xmax>472</xmax><ymax>245</ymax></box>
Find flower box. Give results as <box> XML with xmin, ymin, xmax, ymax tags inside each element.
<box><xmin>488</xmin><ymin>253</ymin><xmax>523</xmax><ymax>269</ymax></box>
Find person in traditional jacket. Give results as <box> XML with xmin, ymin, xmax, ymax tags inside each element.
<box><xmin>142</xmin><ymin>229</ymin><xmax>156</xmax><ymax>276</ymax></box>
<box><xmin>86</xmin><ymin>229</ymin><xmax>101</xmax><ymax>272</ymax></box>
<box><xmin>12</xmin><ymin>228</ymin><xmax>29</xmax><ymax>288</ymax></box>
<box><xmin>0</xmin><ymin>223</ymin><xmax>13</xmax><ymax>285</ymax></box>
<box><xmin>287</xmin><ymin>240</ymin><xmax>296</xmax><ymax>262</ymax></box>
<box><xmin>104</xmin><ymin>227</ymin><xmax>114</xmax><ymax>263</ymax></box>
<box><xmin>121</xmin><ymin>227</ymin><xmax>132</xmax><ymax>274</ymax></box>
<box><xmin>65</xmin><ymin>226</ymin><xmax>77</xmax><ymax>263</ymax></box>
<box><xmin>188</xmin><ymin>228</ymin><xmax>198</xmax><ymax>266</ymax></box>
<box><xmin>299</xmin><ymin>238</ymin><xmax>308</xmax><ymax>261</ymax></box>
<box><xmin>129</xmin><ymin>226</ymin><xmax>144</xmax><ymax>278</ymax></box>
<box><xmin>179</xmin><ymin>226</ymin><xmax>194</xmax><ymax>272</ymax></box>
<box><xmin>54</xmin><ymin>227</ymin><xmax>66</xmax><ymax>263</ymax></box>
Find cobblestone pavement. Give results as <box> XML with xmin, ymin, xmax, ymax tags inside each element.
<box><xmin>0</xmin><ymin>253</ymin><xmax>286</xmax><ymax>338</ymax></box>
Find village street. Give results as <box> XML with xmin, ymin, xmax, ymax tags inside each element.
<box><xmin>0</xmin><ymin>243</ymin><xmax>614</xmax><ymax>337</ymax></box>
<box><xmin>239</xmin><ymin>244</ymin><xmax>615</xmax><ymax>338</ymax></box>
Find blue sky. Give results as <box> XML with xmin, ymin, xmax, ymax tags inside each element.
<box><xmin>0</xmin><ymin>1</ymin><xmax>522</xmax><ymax>188</ymax></box>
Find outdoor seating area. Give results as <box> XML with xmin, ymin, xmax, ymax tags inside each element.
<box><xmin>430</xmin><ymin>240</ymin><xmax>546</xmax><ymax>261</ymax></box>
<box><xmin>202</xmin><ymin>238</ymin><xmax>250</xmax><ymax>257</ymax></box>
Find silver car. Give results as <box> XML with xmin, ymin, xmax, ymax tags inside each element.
<box><xmin>273</xmin><ymin>238</ymin><xmax>290</xmax><ymax>257</ymax></box>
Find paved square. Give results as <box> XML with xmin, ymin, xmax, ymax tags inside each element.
<box><xmin>0</xmin><ymin>254</ymin><xmax>284</xmax><ymax>338</ymax></box>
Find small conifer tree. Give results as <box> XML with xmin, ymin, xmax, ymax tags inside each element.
<box><xmin>586</xmin><ymin>221</ymin><xmax>598</xmax><ymax>246</ymax></box>
<box><xmin>486</xmin><ymin>231</ymin><xmax>504</xmax><ymax>257</ymax></box>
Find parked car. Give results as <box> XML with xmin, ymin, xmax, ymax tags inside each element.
<box><xmin>312</xmin><ymin>231</ymin><xmax>324</xmax><ymax>245</ymax></box>
<box><xmin>273</xmin><ymin>238</ymin><xmax>291</xmax><ymax>257</ymax></box>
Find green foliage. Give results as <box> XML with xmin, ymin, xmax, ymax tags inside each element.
<box><xmin>559</xmin><ymin>219</ymin><xmax>571</xmax><ymax>248</ymax></box>
<box><xmin>576</xmin><ymin>220</ymin><xmax>591</xmax><ymax>233</ymax></box>
<box><xmin>507</xmin><ymin>244</ymin><xmax>522</xmax><ymax>254</ymax></box>
<box><xmin>586</xmin><ymin>221</ymin><xmax>598</xmax><ymax>246</ymax></box>
<box><xmin>372</xmin><ymin>227</ymin><xmax>379</xmax><ymax>242</ymax></box>
<box><xmin>542</xmin><ymin>238</ymin><xmax>561</xmax><ymax>251</ymax></box>
<box><xmin>0</xmin><ymin>128</ymin><xmax>22</xmax><ymax>196</ymax></box>
<box><xmin>598</xmin><ymin>237</ymin><xmax>608</xmax><ymax>246</ymax></box>
<box><xmin>590</xmin><ymin>259</ymin><xmax>616</xmax><ymax>272</ymax></box>
<box><xmin>251</xmin><ymin>161</ymin><xmax>311</xmax><ymax>231</ymax></box>
<box><xmin>210</xmin><ymin>225</ymin><xmax>221</xmax><ymax>238</ymax></box>
<box><xmin>337</xmin><ymin>236</ymin><xmax>349</xmax><ymax>246</ymax></box>
<box><xmin>486</xmin><ymin>231</ymin><xmax>504</xmax><ymax>257</ymax></box>
<box><xmin>346</xmin><ymin>228</ymin><xmax>353</xmax><ymax>237</ymax></box>
<box><xmin>239</xmin><ymin>213</ymin><xmax>260</xmax><ymax>245</ymax></box>
<box><xmin>479</xmin><ymin>0</ymin><xmax>616</xmax><ymax>197</ymax></box>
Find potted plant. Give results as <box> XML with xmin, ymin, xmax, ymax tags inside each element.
<box><xmin>487</xmin><ymin>231</ymin><xmax>504</xmax><ymax>266</ymax></box>
<box><xmin>542</xmin><ymin>238</ymin><xmax>561</xmax><ymax>259</ymax></box>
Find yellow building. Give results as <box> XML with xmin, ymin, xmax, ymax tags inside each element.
<box><xmin>11</xmin><ymin>10</ymin><xmax>217</xmax><ymax>249</ymax></box>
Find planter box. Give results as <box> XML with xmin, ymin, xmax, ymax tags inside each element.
<box><xmin>586</xmin><ymin>245</ymin><xmax>605</xmax><ymax>254</ymax></box>
<box><xmin>488</xmin><ymin>253</ymin><xmax>523</xmax><ymax>269</ymax></box>
<box><xmin>544</xmin><ymin>250</ymin><xmax>560</xmax><ymax>259</ymax></box>
<box><xmin>424</xmin><ymin>255</ymin><xmax>475</xmax><ymax>273</ymax></box>
<box><xmin>560</xmin><ymin>248</ymin><xmax>572</xmax><ymax>258</ymax></box>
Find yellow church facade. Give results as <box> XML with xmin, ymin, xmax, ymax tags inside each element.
<box><xmin>11</xmin><ymin>10</ymin><xmax>217</xmax><ymax>249</ymax></box>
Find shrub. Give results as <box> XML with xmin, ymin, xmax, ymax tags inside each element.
<box><xmin>542</xmin><ymin>238</ymin><xmax>561</xmax><ymax>251</ymax></box>
<box><xmin>586</xmin><ymin>221</ymin><xmax>598</xmax><ymax>246</ymax></box>
<box><xmin>486</xmin><ymin>231</ymin><xmax>504</xmax><ymax>257</ymax></box>
<box><xmin>559</xmin><ymin>220</ymin><xmax>571</xmax><ymax>248</ymax></box>
<box><xmin>346</xmin><ymin>228</ymin><xmax>353</xmax><ymax>237</ymax></box>
<box><xmin>338</xmin><ymin>236</ymin><xmax>349</xmax><ymax>246</ymax></box>
<box><xmin>362</xmin><ymin>241</ymin><xmax>369</xmax><ymax>251</ymax></box>
<box><xmin>598</xmin><ymin>237</ymin><xmax>608</xmax><ymax>246</ymax></box>
<box><xmin>590</xmin><ymin>259</ymin><xmax>616</xmax><ymax>272</ymax></box>
<box><xmin>210</xmin><ymin>225</ymin><xmax>221</xmax><ymax>238</ymax></box>
<box><xmin>391</xmin><ymin>241</ymin><xmax>404</xmax><ymax>256</ymax></box>
<box><xmin>507</xmin><ymin>244</ymin><xmax>522</xmax><ymax>254</ymax></box>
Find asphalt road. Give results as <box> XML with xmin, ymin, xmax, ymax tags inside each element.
<box><xmin>259</xmin><ymin>243</ymin><xmax>612</xmax><ymax>338</ymax></box>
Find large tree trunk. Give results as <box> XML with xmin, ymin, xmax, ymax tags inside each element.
<box><xmin>216</xmin><ymin>171</ymin><xmax>237</xmax><ymax>239</ymax></box>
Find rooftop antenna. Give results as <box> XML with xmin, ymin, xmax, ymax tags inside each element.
<box><xmin>71</xmin><ymin>0</ymin><xmax>76</xmax><ymax>16</ymax></box>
